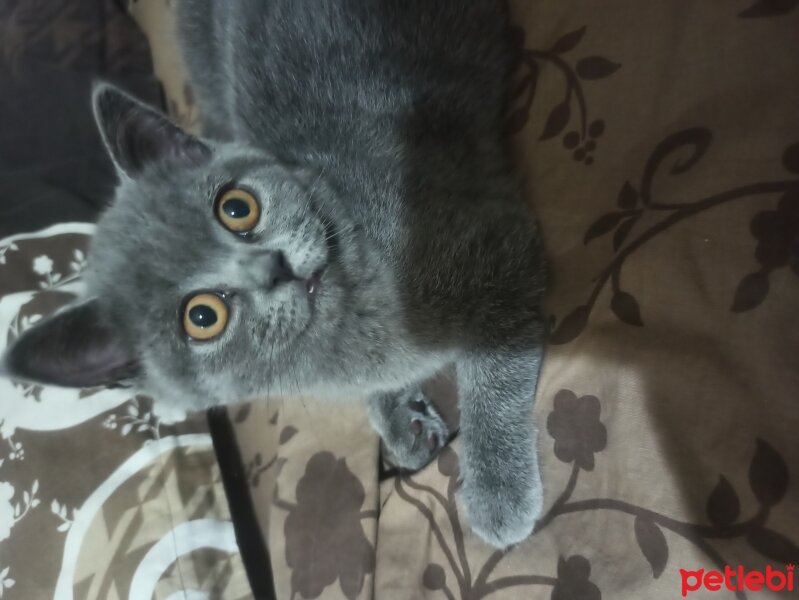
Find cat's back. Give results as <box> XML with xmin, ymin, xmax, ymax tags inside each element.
<box><xmin>177</xmin><ymin>0</ymin><xmax>513</xmax><ymax>159</ymax></box>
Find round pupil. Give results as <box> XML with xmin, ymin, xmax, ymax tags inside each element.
<box><xmin>188</xmin><ymin>305</ymin><xmax>218</xmax><ymax>328</ymax></box>
<box><xmin>222</xmin><ymin>197</ymin><xmax>251</xmax><ymax>219</ymax></box>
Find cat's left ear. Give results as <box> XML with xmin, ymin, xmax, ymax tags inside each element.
<box><xmin>92</xmin><ymin>82</ymin><xmax>211</xmax><ymax>178</ymax></box>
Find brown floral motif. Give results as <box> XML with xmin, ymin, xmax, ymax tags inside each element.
<box><xmin>398</xmin><ymin>445</ymin><xmax>563</xmax><ymax>599</ymax></box>
<box><xmin>738</xmin><ymin>0</ymin><xmax>799</xmax><ymax>17</ymax></box>
<box><xmin>0</xmin><ymin>234</ymin><xmax>89</xmax><ymax>297</ymax></box>
<box><xmin>398</xmin><ymin>389</ymin><xmax>799</xmax><ymax>600</ymax></box>
<box><xmin>505</xmin><ymin>26</ymin><xmax>619</xmax><ymax>165</ymax></box>
<box><xmin>232</xmin><ymin>403</ymin><xmax>252</xmax><ymax>423</ymax></box>
<box><xmin>539</xmin><ymin>433</ymin><xmax>799</xmax><ymax>600</ymax></box>
<box><xmin>546</xmin><ymin>390</ymin><xmax>607</xmax><ymax>471</ymax></box>
<box><xmin>751</xmin><ymin>194</ymin><xmax>799</xmax><ymax>272</ymax></box>
<box><xmin>243</xmin><ymin>412</ymin><xmax>289</xmax><ymax>487</ymax></box>
<box><xmin>552</xmin><ymin>556</ymin><xmax>601</xmax><ymax>600</ymax></box>
<box><xmin>274</xmin><ymin>452</ymin><xmax>375</xmax><ymax>600</ymax></box>
<box><xmin>732</xmin><ymin>151</ymin><xmax>799</xmax><ymax>311</ymax></box>
<box><xmin>550</xmin><ymin>130</ymin><xmax>799</xmax><ymax>344</ymax></box>
<box><xmin>244</xmin><ymin>452</ymin><xmax>277</xmax><ymax>488</ymax></box>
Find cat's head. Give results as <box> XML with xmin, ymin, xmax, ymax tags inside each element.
<box><xmin>1</xmin><ymin>84</ymin><xmax>389</xmax><ymax>407</ymax></box>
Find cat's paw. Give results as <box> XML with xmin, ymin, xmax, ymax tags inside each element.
<box><xmin>378</xmin><ymin>390</ymin><xmax>449</xmax><ymax>472</ymax></box>
<box><xmin>460</xmin><ymin>466</ymin><xmax>543</xmax><ymax>548</ymax></box>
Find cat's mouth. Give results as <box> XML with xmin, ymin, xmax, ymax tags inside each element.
<box><xmin>283</xmin><ymin>268</ymin><xmax>325</xmax><ymax>343</ymax></box>
<box><xmin>304</xmin><ymin>269</ymin><xmax>323</xmax><ymax>298</ymax></box>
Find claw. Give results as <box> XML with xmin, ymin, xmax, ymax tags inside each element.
<box><xmin>410</xmin><ymin>419</ymin><xmax>423</xmax><ymax>435</ymax></box>
<box><xmin>426</xmin><ymin>433</ymin><xmax>438</xmax><ymax>451</ymax></box>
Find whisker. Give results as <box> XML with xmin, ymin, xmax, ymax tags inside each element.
<box><xmin>308</xmin><ymin>166</ymin><xmax>328</xmax><ymax>204</ymax></box>
<box><xmin>306</xmin><ymin>165</ymin><xmax>329</xmax><ymax>221</ymax></box>
<box><xmin>265</xmin><ymin>334</ymin><xmax>277</xmax><ymax>413</ymax></box>
<box><xmin>288</xmin><ymin>352</ymin><xmax>302</xmax><ymax>398</ymax></box>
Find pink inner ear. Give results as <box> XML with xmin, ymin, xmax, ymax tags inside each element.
<box><xmin>95</xmin><ymin>83</ymin><xmax>211</xmax><ymax>177</ymax></box>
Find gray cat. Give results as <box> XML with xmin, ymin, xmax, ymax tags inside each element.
<box><xmin>2</xmin><ymin>0</ymin><xmax>547</xmax><ymax>548</ymax></box>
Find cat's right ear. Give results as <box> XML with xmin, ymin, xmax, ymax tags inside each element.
<box><xmin>92</xmin><ymin>82</ymin><xmax>211</xmax><ymax>178</ymax></box>
<box><xmin>1</xmin><ymin>300</ymin><xmax>139</xmax><ymax>389</ymax></box>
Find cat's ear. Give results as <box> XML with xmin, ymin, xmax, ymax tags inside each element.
<box><xmin>92</xmin><ymin>82</ymin><xmax>211</xmax><ymax>178</ymax></box>
<box><xmin>1</xmin><ymin>300</ymin><xmax>139</xmax><ymax>388</ymax></box>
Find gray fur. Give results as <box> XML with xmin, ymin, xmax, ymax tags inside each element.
<box><xmin>3</xmin><ymin>0</ymin><xmax>547</xmax><ymax>547</ymax></box>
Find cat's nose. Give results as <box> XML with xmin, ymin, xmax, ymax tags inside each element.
<box><xmin>245</xmin><ymin>250</ymin><xmax>296</xmax><ymax>289</ymax></box>
<box><xmin>266</xmin><ymin>250</ymin><xmax>296</xmax><ymax>288</ymax></box>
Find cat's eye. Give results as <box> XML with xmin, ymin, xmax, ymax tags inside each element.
<box><xmin>182</xmin><ymin>293</ymin><xmax>229</xmax><ymax>340</ymax></box>
<box><xmin>215</xmin><ymin>188</ymin><xmax>260</xmax><ymax>233</ymax></box>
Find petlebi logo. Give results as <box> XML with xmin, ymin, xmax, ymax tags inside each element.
<box><xmin>680</xmin><ymin>564</ymin><xmax>795</xmax><ymax>596</ymax></box>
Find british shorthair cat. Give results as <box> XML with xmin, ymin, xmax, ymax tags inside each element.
<box><xmin>3</xmin><ymin>0</ymin><xmax>547</xmax><ymax>547</ymax></box>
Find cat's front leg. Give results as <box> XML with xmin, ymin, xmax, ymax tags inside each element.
<box><xmin>457</xmin><ymin>344</ymin><xmax>544</xmax><ymax>548</ymax></box>
<box><xmin>366</xmin><ymin>384</ymin><xmax>450</xmax><ymax>471</ymax></box>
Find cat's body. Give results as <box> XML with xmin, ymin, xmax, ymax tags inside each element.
<box><xmin>3</xmin><ymin>0</ymin><xmax>547</xmax><ymax>547</ymax></box>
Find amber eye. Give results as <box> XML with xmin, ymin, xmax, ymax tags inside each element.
<box><xmin>182</xmin><ymin>293</ymin><xmax>229</xmax><ymax>340</ymax></box>
<box><xmin>215</xmin><ymin>188</ymin><xmax>260</xmax><ymax>233</ymax></box>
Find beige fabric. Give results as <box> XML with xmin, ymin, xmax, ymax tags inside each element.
<box><xmin>129</xmin><ymin>0</ymin><xmax>201</xmax><ymax>134</ymax></box>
